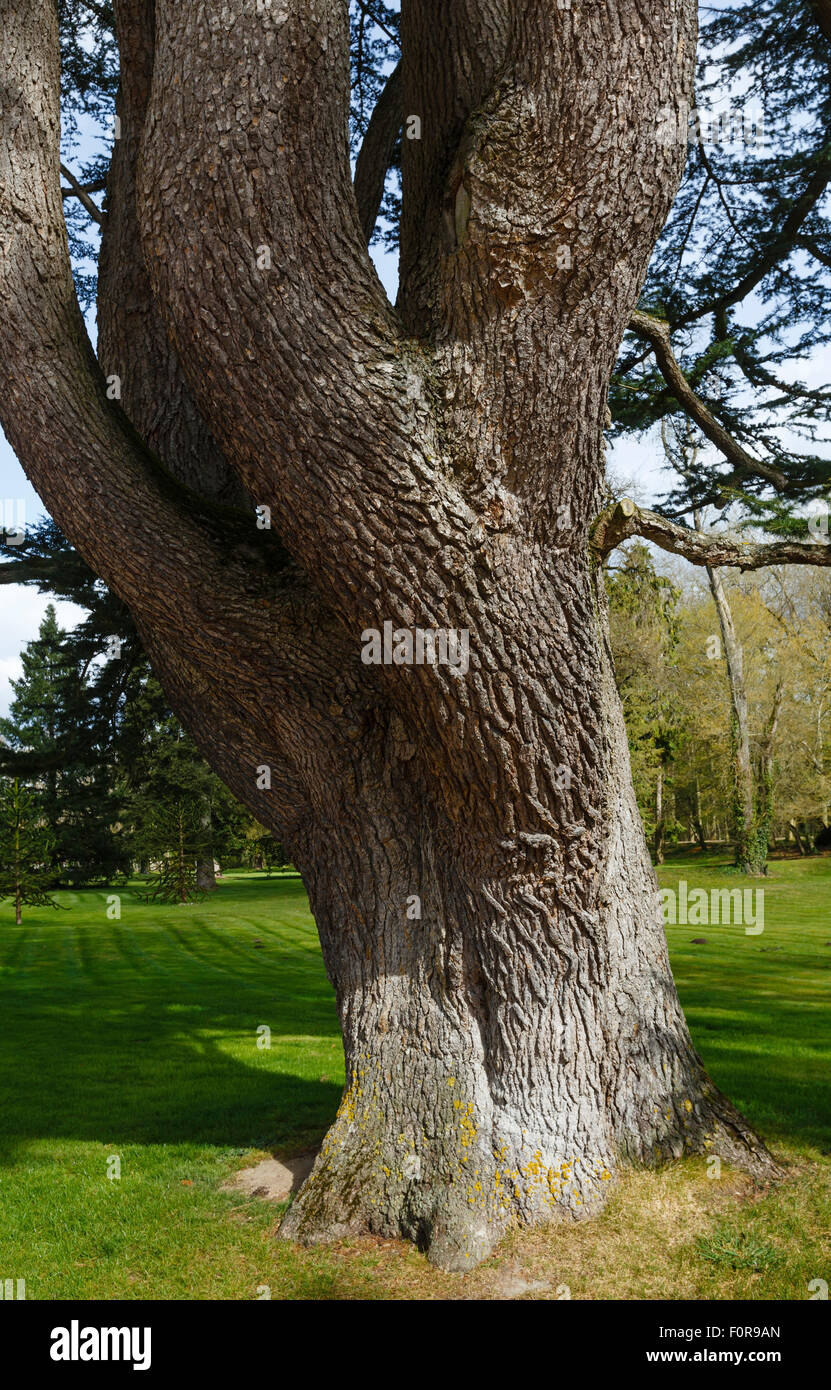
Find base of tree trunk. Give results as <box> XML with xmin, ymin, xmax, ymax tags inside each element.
<box><xmin>278</xmin><ymin>1051</ymin><xmax>781</xmax><ymax>1272</ymax></box>
<box><xmin>277</xmin><ymin>634</ymin><xmax>782</xmax><ymax>1272</ymax></box>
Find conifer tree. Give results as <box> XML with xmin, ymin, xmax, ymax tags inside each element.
<box><xmin>0</xmin><ymin>605</ymin><xmax>124</xmax><ymax>885</ymax></box>
<box><xmin>0</xmin><ymin>778</ymin><xmax>60</xmax><ymax>924</ymax></box>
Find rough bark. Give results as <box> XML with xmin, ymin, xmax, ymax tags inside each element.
<box><xmin>97</xmin><ymin>0</ymin><xmax>247</xmax><ymax>505</ymax></box>
<box><xmin>0</xmin><ymin>0</ymin><xmax>782</xmax><ymax>1271</ymax></box>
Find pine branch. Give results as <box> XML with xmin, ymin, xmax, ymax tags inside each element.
<box><xmin>628</xmin><ymin>310</ymin><xmax>789</xmax><ymax>491</ymax></box>
<box><xmin>60</xmin><ymin>164</ymin><xmax>107</xmax><ymax>227</ymax></box>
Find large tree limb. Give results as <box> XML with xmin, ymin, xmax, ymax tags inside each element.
<box><xmin>591</xmin><ymin>497</ymin><xmax>831</xmax><ymax>567</ymax></box>
<box><xmin>102</xmin><ymin>0</ymin><xmax>245</xmax><ymax>506</ymax></box>
<box><xmin>0</xmin><ymin>0</ymin><xmax>385</xmax><ymax>844</ymax></box>
<box><xmin>628</xmin><ymin>310</ymin><xmax>789</xmax><ymax>491</ymax></box>
<box><xmin>138</xmin><ymin>0</ymin><xmax>460</xmax><ymax>630</ymax></box>
<box><xmin>398</xmin><ymin>1</ymin><xmax>697</xmax><ymax>535</ymax></box>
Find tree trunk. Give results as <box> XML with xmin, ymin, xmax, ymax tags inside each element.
<box><xmin>280</xmin><ymin>577</ymin><xmax>778</xmax><ymax>1268</ymax></box>
<box><xmin>196</xmin><ymin>859</ymin><xmax>217</xmax><ymax>893</ymax></box>
<box><xmin>0</xmin><ymin>0</ymin><xmax>780</xmax><ymax>1270</ymax></box>
<box><xmin>754</xmin><ymin>681</ymin><xmax>783</xmax><ymax>869</ymax></box>
<box><xmin>705</xmin><ymin>563</ymin><xmax>767</xmax><ymax>874</ymax></box>
<box><xmin>654</xmin><ymin>766</ymin><xmax>666</xmax><ymax>864</ymax></box>
<box><xmin>195</xmin><ymin>798</ymin><xmax>216</xmax><ymax>892</ymax></box>
<box><xmin>693</xmin><ymin>776</ymin><xmax>707</xmax><ymax>852</ymax></box>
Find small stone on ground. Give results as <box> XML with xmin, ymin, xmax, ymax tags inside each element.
<box><xmin>222</xmin><ymin>1149</ymin><xmax>317</xmax><ymax>1202</ymax></box>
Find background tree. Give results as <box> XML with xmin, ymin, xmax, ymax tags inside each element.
<box><xmin>0</xmin><ymin>528</ymin><xmax>259</xmax><ymax>884</ymax></box>
<box><xmin>133</xmin><ymin>797</ymin><xmax>205</xmax><ymax>905</ymax></box>
<box><xmin>0</xmin><ymin>778</ymin><xmax>61</xmax><ymax>925</ymax></box>
<box><xmin>121</xmin><ymin>681</ymin><xmax>252</xmax><ymax>890</ymax></box>
<box><xmin>4</xmin><ymin>0</ymin><xmax>831</xmax><ymax>1271</ymax></box>
<box><xmin>610</xmin><ymin>0</ymin><xmax>831</xmax><ymax>526</ymax></box>
<box><xmin>0</xmin><ymin>604</ymin><xmax>125</xmax><ymax>885</ymax></box>
<box><xmin>643</xmin><ymin>561</ymin><xmax>831</xmax><ymax>854</ymax></box>
<box><xmin>605</xmin><ymin>543</ymin><xmax>683</xmax><ymax>859</ymax></box>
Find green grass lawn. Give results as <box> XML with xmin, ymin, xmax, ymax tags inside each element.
<box><xmin>0</xmin><ymin>857</ymin><xmax>828</xmax><ymax>1300</ymax></box>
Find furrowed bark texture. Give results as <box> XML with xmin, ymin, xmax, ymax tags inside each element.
<box><xmin>97</xmin><ymin>0</ymin><xmax>246</xmax><ymax>505</ymax></box>
<box><xmin>0</xmin><ymin>0</ymin><xmax>780</xmax><ymax>1271</ymax></box>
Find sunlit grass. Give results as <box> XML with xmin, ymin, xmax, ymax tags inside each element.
<box><xmin>0</xmin><ymin>858</ymin><xmax>828</xmax><ymax>1300</ymax></box>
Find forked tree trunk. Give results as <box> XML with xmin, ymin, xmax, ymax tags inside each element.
<box><xmin>789</xmin><ymin>821</ymin><xmax>807</xmax><ymax>856</ymax></box>
<box><xmin>0</xmin><ymin>0</ymin><xmax>781</xmax><ymax>1271</ymax></box>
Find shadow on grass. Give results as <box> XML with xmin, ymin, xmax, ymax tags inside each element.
<box><xmin>0</xmin><ymin>991</ymin><xmax>343</xmax><ymax>1163</ymax></box>
<box><xmin>0</xmin><ymin>877</ymin><xmax>342</xmax><ymax>1164</ymax></box>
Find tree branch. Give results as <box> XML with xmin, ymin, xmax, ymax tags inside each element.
<box><xmin>670</xmin><ymin>150</ymin><xmax>831</xmax><ymax>329</ymax></box>
<box><xmin>628</xmin><ymin>310</ymin><xmax>789</xmax><ymax>491</ymax></box>
<box><xmin>0</xmin><ymin>555</ymin><xmax>79</xmax><ymax>587</ymax></box>
<box><xmin>796</xmin><ymin>231</ymin><xmax>831</xmax><ymax>269</ymax></box>
<box><xmin>591</xmin><ymin>497</ymin><xmax>831</xmax><ymax>568</ymax></box>
<box><xmin>79</xmin><ymin>0</ymin><xmax>114</xmax><ymax>23</ymax></box>
<box><xmin>353</xmin><ymin>61</ymin><xmax>401</xmax><ymax>243</ymax></box>
<box><xmin>137</xmin><ymin>0</ymin><xmax>449</xmax><ymax>632</ymax></box>
<box><xmin>61</xmin><ymin>175</ymin><xmax>107</xmax><ymax>203</ymax></box>
<box><xmin>59</xmin><ymin>163</ymin><xmax>107</xmax><ymax>227</ymax></box>
<box><xmin>102</xmin><ymin>0</ymin><xmax>245</xmax><ymax>506</ymax></box>
<box><xmin>353</xmin><ymin>0</ymin><xmax>399</xmax><ymax>47</ymax></box>
<box><xmin>397</xmin><ymin>0</ymin><xmax>697</xmax><ymax>531</ymax></box>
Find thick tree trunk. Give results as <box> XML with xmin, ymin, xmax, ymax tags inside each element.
<box><xmin>0</xmin><ymin>0</ymin><xmax>781</xmax><ymax>1272</ymax></box>
<box><xmin>280</xmin><ymin>572</ymin><xmax>778</xmax><ymax>1270</ymax></box>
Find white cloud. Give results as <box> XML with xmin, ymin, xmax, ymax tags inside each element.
<box><xmin>0</xmin><ymin>586</ymin><xmax>87</xmax><ymax>719</ymax></box>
